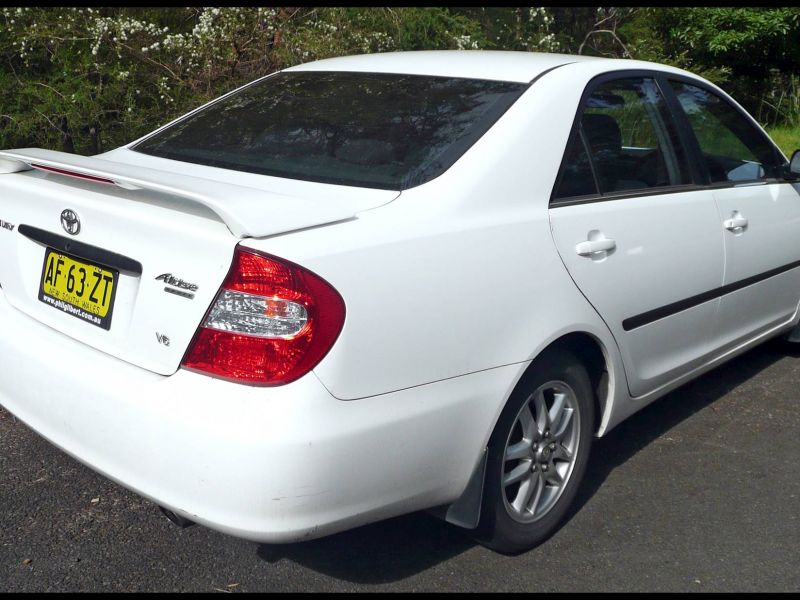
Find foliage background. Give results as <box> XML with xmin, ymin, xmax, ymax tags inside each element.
<box><xmin>1</xmin><ymin>6</ymin><xmax>799</xmax><ymax>156</ymax></box>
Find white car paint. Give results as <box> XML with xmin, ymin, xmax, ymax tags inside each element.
<box><xmin>1</xmin><ymin>51</ymin><xmax>798</xmax><ymax>544</ymax></box>
<box><xmin>0</xmin><ymin>288</ymin><xmax>525</xmax><ymax>542</ymax></box>
<box><xmin>549</xmin><ymin>192</ymin><xmax>726</xmax><ymax>397</ymax></box>
<box><xmin>0</xmin><ymin>147</ymin><xmax>398</xmax><ymax>237</ymax></box>
<box><xmin>282</xmin><ymin>49</ymin><xmax>602</xmax><ymax>82</ymax></box>
<box><xmin>712</xmin><ymin>184</ymin><xmax>800</xmax><ymax>345</ymax></box>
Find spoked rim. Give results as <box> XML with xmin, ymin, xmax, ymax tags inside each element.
<box><xmin>501</xmin><ymin>380</ymin><xmax>581</xmax><ymax>523</ymax></box>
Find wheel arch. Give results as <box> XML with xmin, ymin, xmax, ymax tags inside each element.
<box><xmin>530</xmin><ymin>331</ymin><xmax>611</xmax><ymax>438</ymax></box>
<box><xmin>436</xmin><ymin>329</ymin><xmax>620</xmax><ymax>530</ymax></box>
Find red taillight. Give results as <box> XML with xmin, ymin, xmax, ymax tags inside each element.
<box><xmin>181</xmin><ymin>247</ymin><xmax>345</xmax><ymax>386</ymax></box>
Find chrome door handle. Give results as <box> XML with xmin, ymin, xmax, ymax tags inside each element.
<box><xmin>723</xmin><ymin>213</ymin><xmax>748</xmax><ymax>231</ymax></box>
<box><xmin>575</xmin><ymin>238</ymin><xmax>616</xmax><ymax>256</ymax></box>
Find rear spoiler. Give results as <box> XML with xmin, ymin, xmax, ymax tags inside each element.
<box><xmin>0</xmin><ymin>148</ymin><xmax>394</xmax><ymax>238</ymax></box>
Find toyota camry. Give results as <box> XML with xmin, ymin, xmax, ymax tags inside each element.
<box><xmin>1</xmin><ymin>50</ymin><xmax>799</xmax><ymax>553</ymax></box>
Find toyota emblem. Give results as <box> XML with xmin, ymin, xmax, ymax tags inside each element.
<box><xmin>60</xmin><ymin>209</ymin><xmax>81</xmax><ymax>235</ymax></box>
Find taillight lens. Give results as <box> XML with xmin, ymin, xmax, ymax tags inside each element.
<box><xmin>181</xmin><ymin>247</ymin><xmax>345</xmax><ymax>386</ymax></box>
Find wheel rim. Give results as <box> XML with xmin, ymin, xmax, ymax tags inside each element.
<box><xmin>501</xmin><ymin>380</ymin><xmax>581</xmax><ymax>523</ymax></box>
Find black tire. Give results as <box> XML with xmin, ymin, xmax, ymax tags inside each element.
<box><xmin>475</xmin><ymin>348</ymin><xmax>595</xmax><ymax>554</ymax></box>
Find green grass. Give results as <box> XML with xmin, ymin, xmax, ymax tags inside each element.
<box><xmin>764</xmin><ymin>124</ymin><xmax>800</xmax><ymax>156</ymax></box>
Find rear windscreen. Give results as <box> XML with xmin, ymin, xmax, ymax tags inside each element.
<box><xmin>132</xmin><ymin>72</ymin><xmax>528</xmax><ymax>190</ymax></box>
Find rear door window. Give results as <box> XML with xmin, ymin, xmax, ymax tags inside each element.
<box><xmin>553</xmin><ymin>76</ymin><xmax>690</xmax><ymax>201</ymax></box>
<box><xmin>552</xmin><ymin>128</ymin><xmax>598</xmax><ymax>200</ymax></box>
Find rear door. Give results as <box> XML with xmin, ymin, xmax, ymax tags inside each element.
<box><xmin>548</xmin><ymin>72</ymin><xmax>725</xmax><ymax>397</ymax></box>
<box><xmin>666</xmin><ymin>78</ymin><xmax>800</xmax><ymax>349</ymax></box>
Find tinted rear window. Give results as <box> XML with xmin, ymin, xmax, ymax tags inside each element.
<box><xmin>132</xmin><ymin>72</ymin><xmax>527</xmax><ymax>190</ymax></box>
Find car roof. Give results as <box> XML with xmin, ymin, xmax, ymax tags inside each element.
<box><xmin>283</xmin><ymin>50</ymin><xmax>605</xmax><ymax>83</ymax></box>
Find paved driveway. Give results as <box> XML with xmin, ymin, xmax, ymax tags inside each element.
<box><xmin>2</xmin><ymin>339</ymin><xmax>799</xmax><ymax>592</ymax></box>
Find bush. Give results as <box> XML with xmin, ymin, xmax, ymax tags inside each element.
<box><xmin>0</xmin><ymin>7</ymin><xmax>797</xmax><ymax>155</ymax></box>
<box><xmin>0</xmin><ymin>7</ymin><xmax>506</xmax><ymax>153</ymax></box>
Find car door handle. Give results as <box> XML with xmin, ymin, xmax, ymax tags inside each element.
<box><xmin>723</xmin><ymin>214</ymin><xmax>748</xmax><ymax>231</ymax></box>
<box><xmin>575</xmin><ymin>238</ymin><xmax>616</xmax><ymax>256</ymax></box>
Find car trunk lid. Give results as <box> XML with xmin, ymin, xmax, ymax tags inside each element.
<box><xmin>0</xmin><ymin>148</ymin><xmax>396</xmax><ymax>375</ymax></box>
<box><xmin>0</xmin><ymin>148</ymin><xmax>397</xmax><ymax>237</ymax></box>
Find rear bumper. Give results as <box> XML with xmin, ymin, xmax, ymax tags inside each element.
<box><xmin>0</xmin><ymin>291</ymin><xmax>518</xmax><ymax>543</ymax></box>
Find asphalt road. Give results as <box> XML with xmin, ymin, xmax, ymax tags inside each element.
<box><xmin>2</xmin><ymin>339</ymin><xmax>799</xmax><ymax>592</ymax></box>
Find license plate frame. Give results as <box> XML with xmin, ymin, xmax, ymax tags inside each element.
<box><xmin>37</xmin><ymin>247</ymin><xmax>119</xmax><ymax>330</ymax></box>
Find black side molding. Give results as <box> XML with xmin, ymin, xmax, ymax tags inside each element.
<box><xmin>18</xmin><ymin>224</ymin><xmax>143</xmax><ymax>276</ymax></box>
<box><xmin>623</xmin><ymin>259</ymin><xmax>800</xmax><ymax>331</ymax></box>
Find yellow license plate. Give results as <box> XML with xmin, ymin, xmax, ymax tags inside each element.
<box><xmin>38</xmin><ymin>248</ymin><xmax>119</xmax><ymax>330</ymax></box>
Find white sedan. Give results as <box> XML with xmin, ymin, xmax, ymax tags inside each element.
<box><xmin>1</xmin><ymin>51</ymin><xmax>799</xmax><ymax>554</ymax></box>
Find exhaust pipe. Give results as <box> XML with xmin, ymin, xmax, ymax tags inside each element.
<box><xmin>158</xmin><ymin>505</ymin><xmax>196</xmax><ymax>529</ymax></box>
